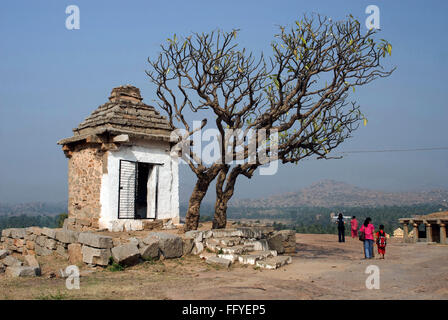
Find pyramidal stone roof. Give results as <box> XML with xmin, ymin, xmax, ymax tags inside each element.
<box><xmin>58</xmin><ymin>85</ymin><xmax>174</xmax><ymax>145</ymax></box>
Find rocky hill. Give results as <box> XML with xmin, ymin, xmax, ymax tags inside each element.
<box><xmin>229</xmin><ymin>180</ymin><xmax>448</xmax><ymax>208</ymax></box>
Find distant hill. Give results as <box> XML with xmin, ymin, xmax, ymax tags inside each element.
<box><xmin>0</xmin><ymin>201</ymin><xmax>67</xmax><ymax>216</ymax></box>
<box><xmin>229</xmin><ymin>180</ymin><xmax>448</xmax><ymax>208</ymax></box>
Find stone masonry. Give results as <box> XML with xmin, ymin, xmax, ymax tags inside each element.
<box><xmin>67</xmin><ymin>144</ymin><xmax>103</xmax><ymax>231</ymax></box>
<box><xmin>0</xmin><ymin>225</ymin><xmax>296</xmax><ymax>271</ymax></box>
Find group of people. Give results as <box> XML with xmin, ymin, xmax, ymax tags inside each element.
<box><xmin>336</xmin><ymin>213</ymin><xmax>387</xmax><ymax>259</ymax></box>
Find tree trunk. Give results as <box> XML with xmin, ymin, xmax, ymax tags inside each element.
<box><xmin>184</xmin><ymin>177</ymin><xmax>210</xmax><ymax>231</ymax></box>
<box><xmin>213</xmin><ymin>196</ymin><xmax>229</xmax><ymax>229</ymax></box>
<box><xmin>213</xmin><ymin>167</ymin><xmax>238</xmax><ymax>229</ymax></box>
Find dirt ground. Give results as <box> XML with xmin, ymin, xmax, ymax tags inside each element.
<box><xmin>1</xmin><ymin>233</ymin><xmax>447</xmax><ymax>300</ymax></box>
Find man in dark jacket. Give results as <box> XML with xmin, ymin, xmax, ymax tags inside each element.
<box><xmin>337</xmin><ymin>213</ymin><xmax>345</xmax><ymax>242</ymax></box>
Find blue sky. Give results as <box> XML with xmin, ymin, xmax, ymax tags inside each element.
<box><xmin>0</xmin><ymin>0</ymin><xmax>447</xmax><ymax>203</ymax></box>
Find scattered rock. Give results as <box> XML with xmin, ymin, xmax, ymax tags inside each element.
<box><xmin>6</xmin><ymin>266</ymin><xmax>41</xmax><ymax>277</ymax></box>
<box><xmin>2</xmin><ymin>255</ymin><xmax>23</xmax><ymax>267</ymax></box>
<box><xmin>10</xmin><ymin>228</ymin><xmax>27</xmax><ymax>239</ymax></box>
<box><xmin>205</xmin><ymin>256</ymin><xmax>232</xmax><ymax>268</ymax></box>
<box><xmin>41</xmin><ymin>227</ymin><xmax>57</xmax><ymax>239</ymax></box>
<box><xmin>144</xmin><ymin>232</ymin><xmax>182</xmax><ymax>258</ymax></box>
<box><xmin>0</xmin><ymin>249</ymin><xmax>9</xmax><ymax>260</ymax></box>
<box><xmin>68</xmin><ymin>243</ymin><xmax>83</xmax><ymax>264</ymax></box>
<box><xmin>139</xmin><ymin>238</ymin><xmax>159</xmax><ymax>260</ymax></box>
<box><xmin>35</xmin><ymin>244</ymin><xmax>53</xmax><ymax>256</ymax></box>
<box><xmin>55</xmin><ymin>230</ymin><xmax>80</xmax><ymax>244</ymax></box>
<box><xmin>45</xmin><ymin>238</ymin><xmax>57</xmax><ymax>250</ymax></box>
<box><xmin>217</xmin><ymin>253</ymin><xmax>239</xmax><ymax>262</ymax></box>
<box><xmin>182</xmin><ymin>238</ymin><xmax>194</xmax><ymax>256</ymax></box>
<box><xmin>192</xmin><ymin>241</ymin><xmax>204</xmax><ymax>255</ymax></box>
<box><xmin>111</xmin><ymin>243</ymin><xmax>140</xmax><ymax>266</ymax></box>
<box><xmin>244</xmin><ymin>239</ymin><xmax>269</xmax><ymax>251</ymax></box>
<box><xmin>81</xmin><ymin>245</ymin><xmax>111</xmax><ymax>266</ymax></box>
<box><xmin>78</xmin><ymin>232</ymin><xmax>114</xmax><ymax>249</ymax></box>
<box><xmin>24</xmin><ymin>255</ymin><xmax>40</xmax><ymax>268</ymax></box>
<box><xmin>255</xmin><ymin>256</ymin><xmax>292</xmax><ymax>270</ymax></box>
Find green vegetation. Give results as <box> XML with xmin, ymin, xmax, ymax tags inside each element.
<box><xmin>0</xmin><ymin>213</ymin><xmax>67</xmax><ymax>233</ymax></box>
<box><xmin>35</xmin><ymin>290</ymin><xmax>69</xmax><ymax>300</ymax></box>
<box><xmin>106</xmin><ymin>257</ymin><xmax>125</xmax><ymax>272</ymax></box>
<box><xmin>56</xmin><ymin>213</ymin><xmax>68</xmax><ymax>228</ymax></box>
<box><xmin>187</xmin><ymin>203</ymin><xmax>442</xmax><ymax>235</ymax></box>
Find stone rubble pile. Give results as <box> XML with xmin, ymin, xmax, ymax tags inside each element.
<box><xmin>0</xmin><ymin>225</ymin><xmax>296</xmax><ymax>275</ymax></box>
<box><xmin>0</xmin><ymin>249</ymin><xmax>41</xmax><ymax>277</ymax></box>
<box><xmin>183</xmin><ymin>227</ymin><xmax>295</xmax><ymax>270</ymax></box>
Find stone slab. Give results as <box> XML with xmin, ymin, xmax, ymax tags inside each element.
<box><xmin>111</xmin><ymin>243</ymin><xmax>140</xmax><ymax>266</ymax></box>
<box><xmin>78</xmin><ymin>232</ymin><xmax>114</xmax><ymax>249</ymax></box>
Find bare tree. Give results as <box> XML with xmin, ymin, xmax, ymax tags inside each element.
<box><xmin>146</xmin><ymin>14</ymin><xmax>394</xmax><ymax>231</ymax></box>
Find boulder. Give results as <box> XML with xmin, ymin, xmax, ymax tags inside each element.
<box><xmin>268</xmin><ymin>230</ymin><xmax>296</xmax><ymax>254</ymax></box>
<box><xmin>139</xmin><ymin>238</ymin><xmax>159</xmax><ymax>260</ymax></box>
<box><xmin>205</xmin><ymin>256</ymin><xmax>232</xmax><ymax>268</ymax></box>
<box><xmin>218</xmin><ymin>237</ymin><xmax>241</xmax><ymax>247</ymax></box>
<box><xmin>244</xmin><ymin>239</ymin><xmax>269</xmax><ymax>251</ymax></box>
<box><xmin>238</xmin><ymin>250</ymin><xmax>277</xmax><ymax>265</ymax></box>
<box><xmin>25</xmin><ymin>234</ymin><xmax>37</xmax><ymax>242</ymax></box>
<box><xmin>184</xmin><ymin>230</ymin><xmax>203</xmax><ymax>242</ymax></box>
<box><xmin>45</xmin><ymin>238</ymin><xmax>57</xmax><ymax>250</ymax></box>
<box><xmin>111</xmin><ymin>243</ymin><xmax>140</xmax><ymax>266</ymax></box>
<box><xmin>78</xmin><ymin>232</ymin><xmax>114</xmax><ymax>249</ymax></box>
<box><xmin>56</xmin><ymin>245</ymin><xmax>69</xmax><ymax>259</ymax></box>
<box><xmin>144</xmin><ymin>232</ymin><xmax>183</xmax><ymax>258</ymax></box>
<box><xmin>10</xmin><ymin>228</ymin><xmax>26</xmax><ymax>239</ymax></box>
<box><xmin>2</xmin><ymin>255</ymin><xmax>23</xmax><ymax>267</ymax></box>
<box><xmin>68</xmin><ymin>243</ymin><xmax>83</xmax><ymax>264</ymax></box>
<box><xmin>25</xmin><ymin>240</ymin><xmax>35</xmax><ymax>250</ymax></box>
<box><xmin>267</xmin><ymin>232</ymin><xmax>284</xmax><ymax>254</ymax></box>
<box><xmin>1</xmin><ymin>229</ymin><xmax>12</xmax><ymax>237</ymax></box>
<box><xmin>217</xmin><ymin>253</ymin><xmax>239</xmax><ymax>263</ymax></box>
<box><xmin>192</xmin><ymin>241</ymin><xmax>204</xmax><ymax>255</ymax></box>
<box><xmin>128</xmin><ymin>237</ymin><xmax>143</xmax><ymax>247</ymax></box>
<box><xmin>255</xmin><ymin>255</ymin><xmax>292</xmax><ymax>270</ymax></box>
<box><xmin>55</xmin><ymin>230</ymin><xmax>79</xmax><ymax>244</ymax></box>
<box><xmin>0</xmin><ymin>249</ymin><xmax>9</xmax><ymax>260</ymax></box>
<box><xmin>277</xmin><ymin>230</ymin><xmax>296</xmax><ymax>253</ymax></box>
<box><xmin>24</xmin><ymin>255</ymin><xmax>40</xmax><ymax>268</ymax></box>
<box><xmin>26</xmin><ymin>227</ymin><xmax>42</xmax><ymax>236</ymax></box>
<box><xmin>13</xmin><ymin>238</ymin><xmax>25</xmax><ymax>248</ymax></box>
<box><xmin>35</xmin><ymin>244</ymin><xmax>53</xmax><ymax>256</ymax></box>
<box><xmin>211</xmin><ymin>229</ymin><xmax>243</xmax><ymax>238</ymax></box>
<box><xmin>182</xmin><ymin>238</ymin><xmax>194</xmax><ymax>256</ymax></box>
<box><xmin>81</xmin><ymin>245</ymin><xmax>111</xmax><ymax>266</ymax></box>
<box><xmin>41</xmin><ymin>227</ymin><xmax>57</xmax><ymax>239</ymax></box>
<box><xmin>35</xmin><ymin>235</ymin><xmax>47</xmax><ymax>247</ymax></box>
<box><xmin>6</xmin><ymin>266</ymin><xmax>41</xmax><ymax>277</ymax></box>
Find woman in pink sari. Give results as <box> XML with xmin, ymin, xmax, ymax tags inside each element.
<box><xmin>350</xmin><ymin>216</ymin><xmax>358</xmax><ymax>238</ymax></box>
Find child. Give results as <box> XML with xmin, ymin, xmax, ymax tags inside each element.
<box><xmin>350</xmin><ymin>216</ymin><xmax>358</xmax><ymax>238</ymax></box>
<box><xmin>376</xmin><ymin>225</ymin><xmax>387</xmax><ymax>259</ymax></box>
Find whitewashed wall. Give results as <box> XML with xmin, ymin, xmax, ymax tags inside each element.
<box><xmin>99</xmin><ymin>139</ymin><xmax>179</xmax><ymax>231</ymax></box>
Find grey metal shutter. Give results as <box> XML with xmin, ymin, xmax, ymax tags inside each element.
<box><xmin>118</xmin><ymin>160</ymin><xmax>137</xmax><ymax>219</ymax></box>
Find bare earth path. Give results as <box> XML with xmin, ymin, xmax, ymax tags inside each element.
<box><xmin>1</xmin><ymin>234</ymin><xmax>447</xmax><ymax>299</ymax></box>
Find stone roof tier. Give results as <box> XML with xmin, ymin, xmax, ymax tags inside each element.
<box><xmin>58</xmin><ymin>85</ymin><xmax>174</xmax><ymax>147</ymax></box>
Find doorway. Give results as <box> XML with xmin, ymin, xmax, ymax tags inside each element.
<box><xmin>118</xmin><ymin>160</ymin><xmax>159</xmax><ymax>219</ymax></box>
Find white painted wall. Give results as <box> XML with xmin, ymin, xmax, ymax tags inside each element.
<box><xmin>99</xmin><ymin>139</ymin><xmax>179</xmax><ymax>231</ymax></box>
